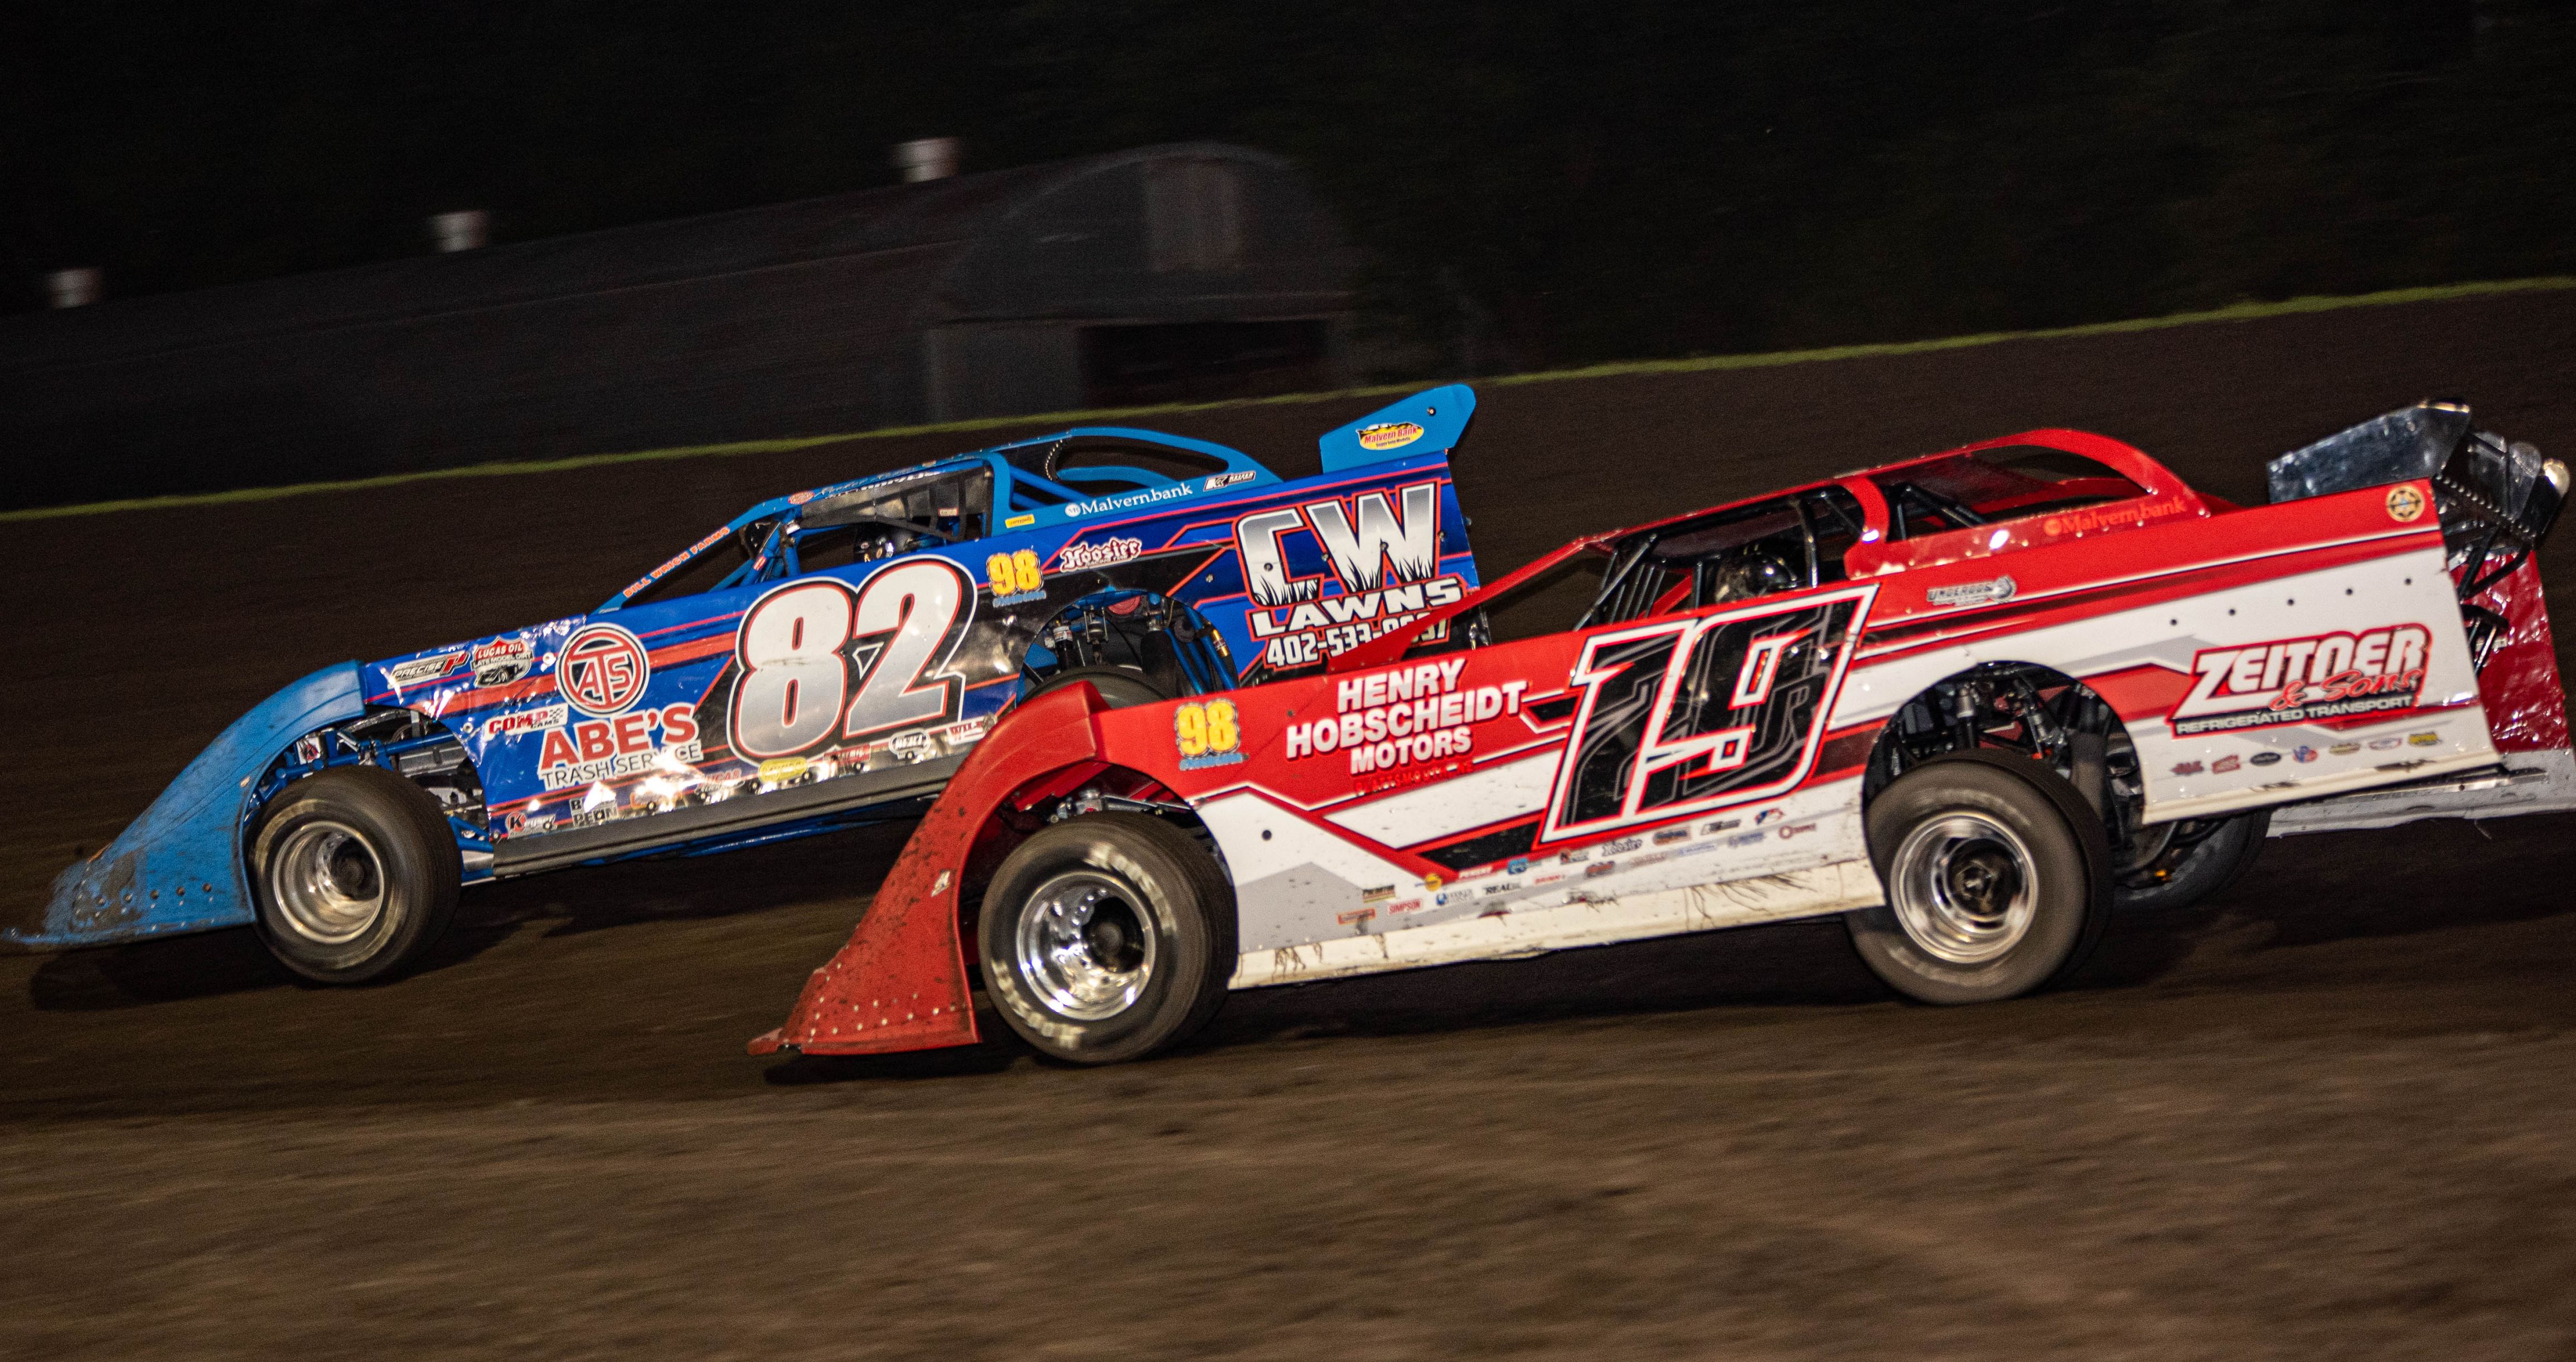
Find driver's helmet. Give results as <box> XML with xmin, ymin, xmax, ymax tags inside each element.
<box><xmin>1707</xmin><ymin>546</ymin><xmax>1802</xmax><ymax>603</ymax></box>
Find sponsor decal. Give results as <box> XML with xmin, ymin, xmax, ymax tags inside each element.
<box><xmin>2385</xmin><ymin>484</ymin><xmax>2427</xmax><ymax>523</ymax></box>
<box><xmin>940</xmin><ymin>716</ymin><xmax>993</xmax><ymax>745</ymax></box>
<box><xmin>1336</xmin><ymin>906</ymin><xmax>1377</xmax><ymax>928</ymax></box>
<box><xmin>1753</xmin><ymin>808</ymin><xmax>1786</xmax><ymax>825</ymax></box>
<box><xmin>472</xmin><ymin>637</ymin><xmax>535</xmax><ymax>686</ymax></box>
<box><xmin>1507</xmin><ymin>858</ymin><xmax>1529</xmax><ymax>875</ymax></box>
<box><xmin>2170</xmin><ymin>625</ymin><xmax>2429</xmax><ymax>735</ymax></box>
<box><xmin>1479</xmin><ymin>883</ymin><xmax>1517</xmax><ymax>897</ymax></box>
<box><xmin>1534</xmin><ymin>872</ymin><xmax>1566</xmax><ymax>884</ymax></box>
<box><xmin>985</xmin><ymin>549</ymin><xmax>1047</xmax><ymax>606</ymax></box>
<box><xmin>2369</xmin><ymin>736</ymin><xmax>2404</xmax><ymax>750</ymax></box>
<box><xmin>757</xmin><ymin>757</ymin><xmax>810</xmax><ymax>784</ymax></box>
<box><xmin>1630</xmin><ymin>851</ymin><xmax>1670</xmax><ymax>868</ymax></box>
<box><xmin>2212</xmin><ymin>755</ymin><xmax>2243</xmax><ymax>774</ymax></box>
<box><xmin>1727</xmin><ymin>831</ymin><xmax>1767</xmax><ymax>847</ymax></box>
<box><xmin>1362</xmin><ymin>885</ymin><xmax>1396</xmax><ymax>904</ymax></box>
<box><xmin>1204</xmin><ymin>471</ymin><xmax>1258</xmax><ymax>491</ymax></box>
<box><xmin>1587</xmin><ymin>861</ymin><xmax>1618</xmax><ymax>877</ymax></box>
<box><xmin>887</xmin><ymin>730</ymin><xmax>938</xmax><ymax>762</ymax></box>
<box><xmin>295</xmin><ymin>734</ymin><xmax>325</xmax><ymax>765</ymax></box>
<box><xmin>2330</xmin><ymin>742</ymin><xmax>2361</xmax><ymax>755</ymax></box>
<box><xmin>2250</xmin><ymin>751</ymin><xmax>2283</xmax><ymax>766</ymax></box>
<box><xmin>1004</xmin><ymin>514</ymin><xmax>1036</xmax><ymax>529</ymax></box>
<box><xmin>1777</xmin><ymin>822</ymin><xmax>1819</xmax><ymax>838</ymax></box>
<box><xmin>1389</xmin><ymin>899</ymin><xmax>1423</xmax><ymax>914</ymax></box>
<box><xmin>1605</xmin><ymin>837</ymin><xmax>1644</xmax><ymax>854</ymax></box>
<box><xmin>387</xmin><ymin>652</ymin><xmax>464</xmax><ymax>688</ymax></box>
<box><xmin>788</xmin><ymin>490</ymin><xmax>816</xmax><ymax>506</ymax></box>
<box><xmin>1281</xmin><ymin>658</ymin><xmax>1521</xmax><ymax>775</ymax></box>
<box><xmin>1422</xmin><ymin>872</ymin><xmax>1443</xmax><ymax>892</ymax></box>
<box><xmin>559</xmin><ymin>622</ymin><xmax>651</xmax><ymax>718</ymax></box>
<box><xmin>536</xmin><ymin>703</ymin><xmax>701</xmax><ymax>791</ymax></box>
<box><xmin>1677</xmin><ymin>843</ymin><xmax>1721</xmax><ymax>858</ymax></box>
<box><xmin>2293</xmin><ymin>745</ymin><xmax>2318</xmax><ymax>764</ymax></box>
<box><xmin>1057</xmin><ymin>536</ymin><xmax>1144</xmax><ymax>572</ymax></box>
<box><xmin>2409</xmin><ymin>731</ymin><xmax>2441</xmax><ymax>746</ymax></box>
<box><xmin>1062</xmin><ymin>483</ymin><xmax>1194</xmax><ymax>519</ymax></box>
<box><xmin>1652</xmin><ymin>827</ymin><xmax>1689</xmax><ymax>845</ymax></box>
<box><xmin>1558</xmin><ymin>849</ymin><xmax>1590</xmax><ymax>864</ymax></box>
<box><xmin>486</xmin><ymin>704</ymin><xmax>571</xmax><ymax>740</ymax></box>
<box><xmin>1701</xmin><ymin>818</ymin><xmax>1740</xmax><ymax>834</ymax></box>
<box><xmin>2042</xmin><ymin>495</ymin><xmax>2192</xmax><ymax>538</ymax></box>
<box><xmin>1355</xmin><ymin>421</ymin><xmax>1425</xmax><ymax>451</ymax></box>
<box><xmin>1458</xmin><ymin>865</ymin><xmax>1496</xmax><ymax>882</ymax></box>
<box><xmin>2171</xmin><ymin>760</ymin><xmax>2205</xmax><ymax>776</ymax></box>
<box><xmin>1174</xmin><ymin>699</ymin><xmax>1246</xmax><ymax>770</ymax></box>
<box><xmin>1925</xmin><ymin>574</ymin><xmax>2017</xmax><ymax>608</ymax></box>
<box><xmin>1236</xmin><ymin>481</ymin><xmax>1461</xmax><ymax>670</ymax></box>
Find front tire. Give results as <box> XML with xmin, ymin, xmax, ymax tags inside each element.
<box><xmin>2114</xmin><ymin>809</ymin><xmax>2268</xmax><ymax>912</ymax></box>
<box><xmin>977</xmin><ymin>813</ymin><xmax>1234</xmax><ymax>1064</ymax></box>
<box><xmin>250</xmin><ymin>765</ymin><xmax>461</xmax><ymax>984</ymax></box>
<box><xmin>1846</xmin><ymin>748</ymin><xmax>2110</xmax><ymax>1004</ymax></box>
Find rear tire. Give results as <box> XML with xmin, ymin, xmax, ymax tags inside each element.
<box><xmin>1025</xmin><ymin>665</ymin><xmax>1172</xmax><ymax>710</ymax></box>
<box><xmin>977</xmin><ymin>813</ymin><xmax>1234</xmax><ymax>1064</ymax></box>
<box><xmin>2114</xmin><ymin>810</ymin><xmax>2268</xmax><ymax>912</ymax></box>
<box><xmin>1846</xmin><ymin>748</ymin><xmax>2110</xmax><ymax>1004</ymax></box>
<box><xmin>250</xmin><ymin>765</ymin><xmax>460</xmax><ymax>984</ymax></box>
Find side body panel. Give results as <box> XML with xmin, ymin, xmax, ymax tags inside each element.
<box><xmin>18</xmin><ymin>664</ymin><xmax>363</xmax><ymax>948</ymax></box>
<box><xmin>364</xmin><ymin>452</ymin><xmax>1476</xmax><ymax>871</ymax></box>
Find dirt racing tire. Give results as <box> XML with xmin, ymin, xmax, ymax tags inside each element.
<box><xmin>249</xmin><ymin>765</ymin><xmax>461</xmax><ymax>984</ymax></box>
<box><xmin>977</xmin><ymin>813</ymin><xmax>1235</xmax><ymax>1065</ymax></box>
<box><xmin>2113</xmin><ymin>809</ymin><xmax>2269</xmax><ymax>914</ymax></box>
<box><xmin>1024</xmin><ymin>665</ymin><xmax>1173</xmax><ymax>710</ymax></box>
<box><xmin>1846</xmin><ymin>748</ymin><xmax>2111</xmax><ymax>1004</ymax></box>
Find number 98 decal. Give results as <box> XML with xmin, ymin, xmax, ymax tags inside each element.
<box><xmin>725</xmin><ymin>559</ymin><xmax>976</xmax><ymax>761</ymax></box>
<box><xmin>1173</xmin><ymin>699</ymin><xmax>1244</xmax><ymax>770</ymax></box>
<box><xmin>985</xmin><ymin>549</ymin><xmax>1044</xmax><ymax>605</ymax></box>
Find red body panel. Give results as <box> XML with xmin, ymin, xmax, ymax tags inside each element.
<box><xmin>747</xmin><ymin>684</ymin><xmax>1112</xmax><ymax>1057</ymax></box>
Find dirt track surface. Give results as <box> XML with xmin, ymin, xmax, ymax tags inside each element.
<box><xmin>6</xmin><ymin>291</ymin><xmax>2576</xmax><ymax>1358</ymax></box>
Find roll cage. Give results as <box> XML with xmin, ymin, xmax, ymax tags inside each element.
<box><xmin>595</xmin><ymin>428</ymin><xmax>1279</xmax><ymax>612</ymax></box>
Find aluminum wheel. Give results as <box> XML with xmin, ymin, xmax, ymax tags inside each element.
<box><xmin>1887</xmin><ymin>812</ymin><xmax>2037</xmax><ymax>965</ymax></box>
<box><xmin>1014</xmin><ymin>870</ymin><xmax>1158</xmax><ymax>1021</ymax></box>
<box><xmin>267</xmin><ymin>820</ymin><xmax>387</xmax><ymax>945</ymax></box>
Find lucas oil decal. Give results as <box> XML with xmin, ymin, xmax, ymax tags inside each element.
<box><xmin>2171</xmin><ymin>625</ymin><xmax>2429</xmax><ymax>735</ymax></box>
<box><xmin>1233</xmin><ymin>480</ymin><xmax>1463</xmax><ymax>669</ymax></box>
<box><xmin>472</xmin><ymin>637</ymin><xmax>535</xmax><ymax>686</ymax></box>
<box><xmin>537</xmin><ymin>703</ymin><xmax>701</xmax><ymax>791</ymax></box>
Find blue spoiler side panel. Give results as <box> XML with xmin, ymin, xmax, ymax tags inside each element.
<box><xmin>14</xmin><ymin>663</ymin><xmax>362</xmax><ymax>949</ymax></box>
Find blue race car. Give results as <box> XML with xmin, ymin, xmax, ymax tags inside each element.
<box><xmin>23</xmin><ymin>388</ymin><xmax>1484</xmax><ymax>982</ymax></box>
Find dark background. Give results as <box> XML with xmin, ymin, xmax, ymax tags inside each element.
<box><xmin>7</xmin><ymin>1</ymin><xmax>2572</xmax><ymax>370</ymax></box>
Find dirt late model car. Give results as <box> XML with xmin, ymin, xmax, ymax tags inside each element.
<box><xmin>22</xmin><ymin>389</ymin><xmax>1486</xmax><ymax>981</ymax></box>
<box><xmin>753</xmin><ymin>401</ymin><xmax>2574</xmax><ymax>1065</ymax></box>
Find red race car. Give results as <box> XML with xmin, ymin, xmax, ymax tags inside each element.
<box><xmin>752</xmin><ymin>403</ymin><xmax>2572</xmax><ymax>1065</ymax></box>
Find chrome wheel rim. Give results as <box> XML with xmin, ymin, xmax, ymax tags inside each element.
<box><xmin>269</xmin><ymin>820</ymin><xmax>387</xmax><ymax>945</ymax></box>
<box><xmin>1014</xmin><ymin>870</ymin><xmax>1157</xmax><ymax>1021</ymax></box>
<box><xmin>1889</xmin><ymin>813</ymin><xmax>2036</xmax><ymax>965</ymax></box>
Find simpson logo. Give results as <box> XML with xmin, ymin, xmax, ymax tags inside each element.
<box><xmin>486</xmin><ymin>703</ymin><xmax>570</xmax><ymax>740</ymax></box>
<box><xmin>2386</xmin><ymin>484</ymin><xmax>2427</xmax><ymax>523</ymax></box>
<box><xmin>386</xmin><ymin>652</ymin><xmax>463</xmax><ymax>688</ymax></box>
<box><xmin>1926</xmin><ymin>574</ymin><xmax>2016</xmax><ymax>607</ymax></box>
<box><xmin>1355</xmin><ymin>421</ymin><xmax>1425</xmax><ymax>451</ymax></box>
<box><xmin>472</xmin><ymin>637</ymin><xmax>535</xmax><ymax>686</ymax></box>
<box><xmin>2171</xmin><ymin>625</ymin><xmax>2429</xmax><ymax>735</ymax></box>
<box><xmin>559</xmin><ymin>622</ymin><xmax>651</xmax><ymax>717</ymax></box>
<box><xmin>1058</xmin><ymin>536</ymin><xmax>1144</xmax><ymax>571</ymax></box>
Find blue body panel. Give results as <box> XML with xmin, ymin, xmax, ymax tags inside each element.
<box><xmin>16</xmin><ymin>664</ymin><xmax>362</xmax><ymax>948</ymax></box>
<box><xmin>25</xmin><ymin>389</ymin><xmax>1485</xmax><ymax>952</ymax></box>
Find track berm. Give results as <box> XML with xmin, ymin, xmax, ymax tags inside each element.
<box><xmin>6</xmin><ymin>289</ymin><xmax>2575</xmax><ymax>1358</ymax></box>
